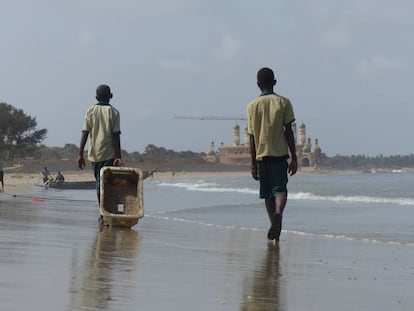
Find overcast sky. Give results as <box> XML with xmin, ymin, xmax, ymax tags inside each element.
<box><xmin>1</xmin><ymin>0</ymin><xmax>413</xmax><ymax>156</ymax></box>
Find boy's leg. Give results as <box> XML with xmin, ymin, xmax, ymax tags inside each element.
<box><xmin>93</xmin><ymin>159</ymin><xmax>115</xmax><ymax>225</ymax></box>
<box><xmin>267</xmin><ymin>192</ymin><xmax>287</xmax><ymax>240</ymax></box>
<box><xmin>275</xmin><ymin>193</ymin><xmax>287</xmax><ymax>215</ymax></box>
<box><xmin>265</xmin><ymin>197</ymin><xmax>276</xmax><ymax>220</ymax></box>
<box><xmin>268</xmin><ymin>161</ymin><xmax>289</xmax><ymax>240</ymax></box>
<box><xmin>259</xmin><ymin>160</ymin><xmax>288</xmax><ymax>240</ymax></box>
<box><xmin>92</xmin><ymin>162</ymin><xmax>103</xmax><ymax>224</ymax></box>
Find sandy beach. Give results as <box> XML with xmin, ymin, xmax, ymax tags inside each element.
<box><xmin>1</xmin><ymin>169</ymin><xmax>413</xmax><ymax>310</ymax></box>
<box><xmin>1</xmin><ymin>169</ymin><xmax>250</xmax><ymax>194</ymax></box>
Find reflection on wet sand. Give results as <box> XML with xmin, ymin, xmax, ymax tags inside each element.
<box><xmin>70</xmin><ymin>228</ymin><xmax>141</xmax><ymax>310</ymax></box>
<box><xmin>240</xmin><ymin>243</ymin><xmax>282</xmax><ymax>311</ymax></box>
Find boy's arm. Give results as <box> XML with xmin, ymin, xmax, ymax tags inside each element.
<box><xmin>77</xmin><ymin>132</ymin><xmax>88</xmax><ymax>169</ymax></box>
<box><xmin>112</xmin><ymin>132</ymin><xmax>123</xmax><ymax>166</ymax></box>
<box><xmin>249</xmin><ymin>134</ymin><xmax>259</xmax><ymax>180</ymax></box>
<box><xmin>284</xmin><ymin>122</ymin><xmax>297</xmax><ymax>176</ymax></box>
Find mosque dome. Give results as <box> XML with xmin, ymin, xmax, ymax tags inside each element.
<box><xmin>233</xmin><ymin>123</ymin><xmax>240</xmax><ymax>129</ymax></box>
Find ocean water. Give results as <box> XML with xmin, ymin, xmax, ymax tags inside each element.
<box><xmin>144</xmin><ymin>170</ymin><xmax>414</xmax><ymax>245</ymax></box>
<box><xmin>10</xmin><ymin>170</ymin><xmax>414</xmax><ymax>246</ymax></box>
<box><xmin>2</xmin><ymin>170</ymin><xmax>414</xmax><ymax>310</ymax></box>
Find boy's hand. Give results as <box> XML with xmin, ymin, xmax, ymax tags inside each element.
<box><xmin>288</xmin><ymin>158</ymin><xmax>297</xmax><ymax>176</ymax></box>
<box><xmin>251</xmin><ymin>164</ymin><xmax>259</xmax><ymax>180</ymax></box>
<box><xmin>113</xmin><ymin>158</ymin><xmax>123</xmax><ymax>167</ymax></box>
<box><xmin>77</xmin><ymin>155</ymin><xmax>85</xmax><ymax>169</ymax></box>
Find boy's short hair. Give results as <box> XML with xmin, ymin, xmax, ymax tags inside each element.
<box><xmin>257</xmin><ymin>67</ymin><xmax>275</xmax><ymax>87</ymax></box>
<box><xmin>96</xmin><ymin>84</ymin><xmax>112</xmax><ymax>102</ymax></box>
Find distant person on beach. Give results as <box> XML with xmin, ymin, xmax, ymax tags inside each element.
<box><xmin>77</xmin><ymin>84</ymin><xmax>123</xmax><ymax>220</ymax></box>
<box><xmin>55</xmin><ymin>171</ymin><xmax>65</xmax><ymax>184</ymax></box>
<box><xmin>41</xmin><ymin>166</ymin><xmax>52</xmax><ymax>185</ymax></box>
<box><xmin>0</xmin><ymin>163</ymin><xmax>4</xmax><ymax>191</ymax></box>
<box><xmin>247</xmin><ymin>67</ymin><xmax>297</xmax><ymax>241</ymax></box>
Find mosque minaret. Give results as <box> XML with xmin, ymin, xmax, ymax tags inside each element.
<box><xmin>299</xmin><ymin>121</ymin><xmax>306</xmax><ymax>146</ymax></box>
<box><xmin>233</xmin><ymin>123</ymin><xmax>240</xmax><ymax>146</ymax></box>
<box><xmin>243</xmin><ymin>127</ymin><xmax>249</xmax><ymax>147</ymax></box>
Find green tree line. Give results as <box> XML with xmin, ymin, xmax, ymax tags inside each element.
<box><xmin>31</xmin><ymin>144</ymin><xmax>414</xmax><ymax>170</ymax></box>
<box><xmin>37</xmin><ymin>143</ymin><xmax>205</xmax><ymax>164</ymax></box>
<box><xmin>0</xmin><ymin>102</ymin><xmax>47</xmax><ymax>162</ymax></box>
<box><xmin>323</xmin><ymin>154</ymin><xmax>414</xmax><ymax>169</ymax></box>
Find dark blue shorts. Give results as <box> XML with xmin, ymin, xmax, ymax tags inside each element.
<box><xmin>257</xmin><ymin>159</ymin><xmax>288</xmax><ymax>199</ymax></box>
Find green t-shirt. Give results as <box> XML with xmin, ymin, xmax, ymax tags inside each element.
<box><xmin>247</xmin><ymin>93</ymin><xmax>295</xmax><ymax>161</ymax></box>
<box><xmin>82</xmin><ymin>102</ymin><xmax>121</xmax><ymax>163</ymax></box>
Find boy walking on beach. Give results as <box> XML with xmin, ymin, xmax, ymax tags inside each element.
<box><xmin>247</xmin><ymin>67</ymin><xmax>297</xmax><ymax>241</ymax></box>
<box><xmin>77</xmin><ymin>84</ymin><xmax>123</xmax><ymax>211</ymax></box>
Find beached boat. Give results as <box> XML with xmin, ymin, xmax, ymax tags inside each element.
<box><xmin>47</xmin><ymin>180</ymin><xmax>96</xmax><ymax>190</ymax></box>
<box><xmin>40</xmin><ymin>168</ymin><xmax>156</xmax><ymax>191</ymax></box>
<box><xmin>100</xmin><ymin>167</ymin><xmax>144</xmax><ymax>228</ymax></box>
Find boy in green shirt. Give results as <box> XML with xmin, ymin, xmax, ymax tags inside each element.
<box><xmin>77</xmin><ymin>84</ymin><xmax>123</xmax><ymax>215</ymax></box>
<box><xmin>247</xmin><ymin>68</ymin><xmax>297</xmax><ymax>241</ymax></box>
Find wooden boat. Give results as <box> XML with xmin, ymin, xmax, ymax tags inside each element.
<box><xmin>99</xmin><ymin>167</ymin><xmax>144</xmax><ymax>228</ymax></box>
<box><xmin>47</xmin><ymin>180</ymin><xmax>96</xmax><ymax>190</ymax></box>
<box><xmin>42</xmin><ymin>169</ymin><xmax>156</xmax><ymax>191</ymax></box>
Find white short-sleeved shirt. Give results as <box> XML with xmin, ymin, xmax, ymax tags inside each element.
<box><xmin>82</xmin><ymin>102</ymin><xmax>121</xmax><ymax>163</ymax></box>
<box><xmin>247</xmin><ymin>93</ymin><xmax>295</xmax><ymax>161</ymax></box>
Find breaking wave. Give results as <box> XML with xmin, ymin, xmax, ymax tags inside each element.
<box><xmin>157</xmin><ymin>181</ymin><xmax>257</xmax><ymax>194</ymax></box>
<box><xmin>157</xmin><ymin>181</ymin><xmax>414</xmax><ymax>206</ymax></box>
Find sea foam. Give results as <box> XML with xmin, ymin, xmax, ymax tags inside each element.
<box><xmin>158</xmin><ymin>181</ymin><xmax>414</xmax><ymax>207</ymax></box>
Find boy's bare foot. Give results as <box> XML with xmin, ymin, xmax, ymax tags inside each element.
<box><xmin>267</xmin><ymin>213</ymin><xmax>282</xmax><ymax>240</ymax></box>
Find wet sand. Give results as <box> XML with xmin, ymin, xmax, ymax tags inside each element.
<box><xmin>2</xmin><ymin>170</ymin><xmax>249</xmax><ymax>190</ymax></box>
<box><xmin>1</xmin><ymin>184</ymin><xmax>414</xmax><ymax>310</ymax></box>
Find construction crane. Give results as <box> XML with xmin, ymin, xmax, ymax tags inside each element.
<box><xmin>174</xmin><ymin>115</ymin><xmax>247</xmax><ymax>121</ymax></box>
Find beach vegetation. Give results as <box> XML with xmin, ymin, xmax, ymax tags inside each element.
<box><xmin>323</xmin><ymin>154</ymin><xmax>414</xmax><ymax>170</ymax></box>
<box><xmin>0</xmin><ymin>102</ymin><xmax>47</xmax><ymax>162</ymax></box>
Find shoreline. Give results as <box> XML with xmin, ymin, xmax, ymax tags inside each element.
<box><xmin>1</xmin><ymin>170</ymin><xmax>251</xmax><ymax>195</ymax></box>
<box><xmin>2</xmin><ymin>165</ymin><xmax>412</xmax><ymax>195</ymax></box>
